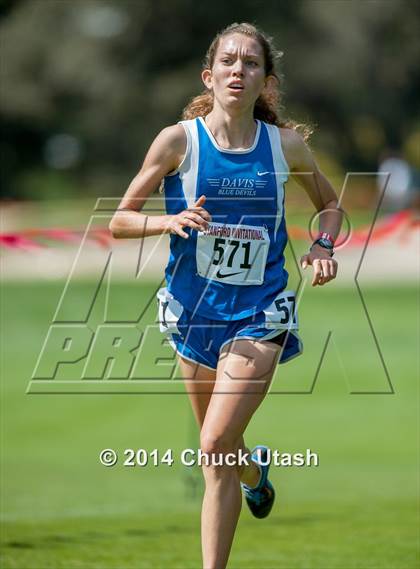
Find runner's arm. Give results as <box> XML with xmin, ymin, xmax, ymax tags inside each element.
<box><xmin>108</xmin><ymin>125</ymin><xmax>186</xmax><ymax>238</ymax></box>
<box><xmin>281</xmin><ymin>128</ymin><xmax>343</xmax><ymax>286</ymax></box>
<box><xmin>281</xmin><ymin>128</ymin><xmax>343</xmax><ymax>241</ymax></box>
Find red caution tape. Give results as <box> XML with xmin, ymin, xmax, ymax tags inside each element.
<box><xmin>0</xmin><ymin>210</ymin><xmax>418</xmax><ymax>250</ymax></box>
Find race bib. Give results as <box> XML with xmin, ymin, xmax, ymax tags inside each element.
<box><xmin>196</xmin><ymin>222</ymin><xmax>270</xmax><ymax>286</ymax></box>
<box><xmin>263</xmin><ymin>290</ymin><xmax>299</xmax><ymax>330</ymax></box>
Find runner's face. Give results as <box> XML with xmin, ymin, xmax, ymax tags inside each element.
<box><xmin>203</xmin><ymin>34</ymin><xmax>267</xmax><ymax>109</ymax></box>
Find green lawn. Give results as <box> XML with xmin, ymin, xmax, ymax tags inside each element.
<box><xmin>1</xmin><ymin>281</ymin><xmax>418</xmax><ymax>568</ymax></box>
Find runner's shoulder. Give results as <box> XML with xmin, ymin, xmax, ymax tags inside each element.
<box><xmin>151</xmin><ymin>124</ymin><xmax>187</xmax><ymax>172</ymax></box>
<box><xmin>279</xmin><ymin>127</ymin><xmax>310</xmax><ymax>171</ymax></box>
<box><xmin>157</xmin><ymin>124</ymin><xmax>187</xmax><ymax>155</ymax></box>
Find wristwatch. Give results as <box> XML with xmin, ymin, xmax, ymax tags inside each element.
<box><xmin>311</xmin><ymin>233</ymin><xmax>335</xmax><ymax>257</ymax></box>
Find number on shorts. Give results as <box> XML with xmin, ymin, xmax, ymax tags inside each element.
<box><xmin>274</xmin><ymin>296</ymin><xmax>297</xmax><ymax>324</ymax></box>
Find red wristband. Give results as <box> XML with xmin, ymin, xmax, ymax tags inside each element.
<box><xmin>316</xmin><ymin>232</ymin><xmax>335</xmax><ymax>245</ymax></box>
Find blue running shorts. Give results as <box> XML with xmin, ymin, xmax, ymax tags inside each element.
<box><xmin>157</xmin><ymin>287</ymin><xmax>303</xmax><ymax>371</ymax></box>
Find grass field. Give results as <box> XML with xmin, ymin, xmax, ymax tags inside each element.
<box><xmin>1</xmin><ymin>280</ymin><xmax>418</xmax><ymax>568</ymax></box>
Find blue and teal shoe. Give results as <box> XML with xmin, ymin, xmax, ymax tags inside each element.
<box><xmin>241</xmin><ymin>445</ymin><xmax>275</xmax><ymax>519</ymax></box>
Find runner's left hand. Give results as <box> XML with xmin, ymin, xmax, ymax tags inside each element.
<box><xmin>300</xmin><ymin>245</ymin><xmax>338</xmax><ymax>286</ymax></box>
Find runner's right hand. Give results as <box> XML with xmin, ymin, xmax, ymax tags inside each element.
<box><xmin>166</xmin><ymin>195</ymin><xmax>212</xmax><ymax>239</ymax></box>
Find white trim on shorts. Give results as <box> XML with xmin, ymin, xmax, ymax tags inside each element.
<box><xmin>167</xmin><ymin>336</ymin><xmax>217</xmax><ymax>371</ymax></box>
<box><xmin>218</xmin><ymin>330</ymin><xmax>303</xmax><ymax>365</ymax></box>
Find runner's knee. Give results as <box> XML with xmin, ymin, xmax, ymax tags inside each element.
<box><xmin>200</xmin><ymin>431</ymin><xmax>237</xmax><ymax>456</ymax></box>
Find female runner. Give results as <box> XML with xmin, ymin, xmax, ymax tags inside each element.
<box><xmin>110</xmin><ymin>22</ymin><xmax>342</xmax><ymax>569</ymax></box>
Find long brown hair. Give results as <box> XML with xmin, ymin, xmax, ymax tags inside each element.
<box><xmin>182</xmin><ymin>22</ymin><xmax>312</xmax><ymax>140</ymax></box>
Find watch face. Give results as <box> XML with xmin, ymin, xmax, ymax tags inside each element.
<box><xmin>317</xmin><ymin>238</ymin><xmax>334</xmax><ymax>249</ymax></box>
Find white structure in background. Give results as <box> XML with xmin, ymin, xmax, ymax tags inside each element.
<box><xmin>378</xmin><ymin>157</ymin><xmax>412</xmax><ymax>211</ymax></box>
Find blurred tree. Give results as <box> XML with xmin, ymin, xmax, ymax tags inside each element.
<box><xmin>0</xmin><ymin>0</ymin><xmax>419</xmax><ymax>199</ymax></box>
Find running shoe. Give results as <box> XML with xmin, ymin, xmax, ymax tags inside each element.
<box><xmin>241</xmin><ymin>445</ymin><xmax>275</xmax><ymax>519</ymax></box>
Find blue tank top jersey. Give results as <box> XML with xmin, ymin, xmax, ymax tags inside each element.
<box><xmin>162</xmin><ymin>116</ymin><xmax>290</xmax><ymax>321</ymax></box>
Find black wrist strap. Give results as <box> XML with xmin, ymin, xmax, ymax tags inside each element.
<box><xmin>311</xmin><ymin>239</ymin><xmax>334</xmax><ymax>257</ymax></box>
